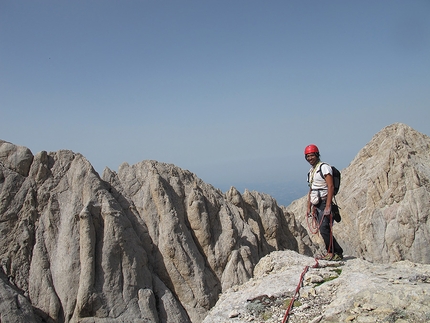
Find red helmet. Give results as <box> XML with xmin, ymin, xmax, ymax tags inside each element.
<box><xmin>304</xmin><ymin>144</ymin><xmax>319</xmax><ymax>155</ymax></box>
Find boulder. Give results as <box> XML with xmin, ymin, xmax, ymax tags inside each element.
<box><xmin>0</xmin><ymin>140</ymin><xmax>34</xmax><ymax>176</ymax></box>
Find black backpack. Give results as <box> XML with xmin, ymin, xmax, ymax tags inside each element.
<box><xmin>316</xmin><ymin>163</ymin><xmax>341</xmax><ymax>195</ymax></box>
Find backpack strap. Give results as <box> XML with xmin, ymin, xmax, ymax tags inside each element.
<box><xmin>316</xmin><ymin>162</ymin><xmax>329</xmax><ymax>178</ymax></box>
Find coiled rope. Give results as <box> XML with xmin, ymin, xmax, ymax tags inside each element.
<box><xmin>307</xmin><ymin>207</ymin><xmax>335</xmax><ymax>258</ymax></box>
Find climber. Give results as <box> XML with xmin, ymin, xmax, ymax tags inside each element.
<box><xmin>305</xmin><ymin>144</ymin><xmax>343</xmax><ymax>261</ymax></box>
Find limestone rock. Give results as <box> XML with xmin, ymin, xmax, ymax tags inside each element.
<box><xmin>203</xmin><ymin>250</ymin><xmax>430</xmax><ymax>323</ymax></box>
<box><xmin>0</xmin><ymin>140</ymin><xmax>34</xmax><ymax>177</ymax></box>
<box><xmin>102</xmin><ymin>160</ymin><xmax>309</xmax><ymax>322</ymax></box>
<box><xmin>0</xmin><ymin>143</ymin><xmax>310</xmax><ymax>323</ymax></box>
<box><xmin>0</xmin><ymin>267</ymin><xmax>40</xmax><ymax>323</ymax></box>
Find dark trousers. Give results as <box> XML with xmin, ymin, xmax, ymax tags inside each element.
<box><xmin>315</xmin><ymin>200</ymin><xmax>343</xmax><ymax>255</ymax></box>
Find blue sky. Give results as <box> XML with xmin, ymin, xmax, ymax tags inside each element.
<box><xmin>1</xmin><ymin>1</ymin><xmax>430</xmax><ymax>205</ymax></box>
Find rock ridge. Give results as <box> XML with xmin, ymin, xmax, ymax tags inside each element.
<box><xmin>0</xmin><ymin>141</ymin><xmax>309</xmax><ymax>323</ymax></box>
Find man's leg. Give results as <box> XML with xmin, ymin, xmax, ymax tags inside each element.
<box><xmin>332</xmin><ymin>237</ymin><xmax>343</xmax><ymax>256</ymax></box>
<box><xmin>317</xmin><ymin>200</ymin><xmax>333</xmax><ymax>253</ymax></box>
<box><xmin>319</xmin><ymin>217</ymin><xmax>333</xmax><ymax>253</ymax></box>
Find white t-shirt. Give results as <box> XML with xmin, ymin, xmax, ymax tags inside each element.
<box><xmin>308</xmin><ymin>162</ymin><xmax>332</xmax><ymax>205</ymax></box>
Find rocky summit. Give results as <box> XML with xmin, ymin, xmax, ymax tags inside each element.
<box><xmin>0</xmin><ymin>123</ymin><xmax>429</xmax><ymax>323</ymax></box>
<box><xmin>203</xmin><ymin>250</ymin><xmax>430</xmax><ymax>323</ymax></box>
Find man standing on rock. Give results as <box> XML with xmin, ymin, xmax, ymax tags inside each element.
<box><xmin>305</xmin><ymin>144</ymin><xmax>343</xmax><ymax>261</ymax></box>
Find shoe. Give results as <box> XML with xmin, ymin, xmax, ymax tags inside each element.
<box><xmin>331</xmin><ymin>254</ymin><xmax>343</xmax><ymax>261</ymax></box>
<box><xmin>321</xmin><ymin>253</ymin><xmax>334</xmax><ymax>260</ymax></box>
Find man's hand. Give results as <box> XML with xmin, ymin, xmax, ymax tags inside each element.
<box><xmin>323</xmin><ymin>205</ymin><xmax>331</xmax><ymax>217</ymax></box>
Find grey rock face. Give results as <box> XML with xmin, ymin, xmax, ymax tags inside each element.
<box><xmin>102</xmin><ymin>160</ymin><xmax>308</xmax><ymax>322</ymax></box>
<box><xmin>0</xmin><ymin>267</ymin><xmax>40</xmax><ymax>323</ymax></box>
<box><xmin>203</xmin><ymin>250</ymin><xmax>430</xmax><ymax>323</ymax></box>
<box><xmin>0</xmin><ymin>140</ymin><xmax>33</xmax><ymax>176</ymax></box>
<box><xmin>339</xmin><ymin>123</ymin><xmax>430</xmax><ymax>264</ymax></box>
<box><xmin>0</xmin><ymin>141</ymin><xmax>308</xmax><ymax>323</ymax></box>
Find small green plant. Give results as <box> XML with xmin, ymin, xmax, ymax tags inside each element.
<box><xmin>261</xmin><ymin>310</ymin><xmax>272</xmax><ymax>321</ymax></box>
<box><xmin>246</xmin><ymin>301</ymin><xmax>264</xmax><ymax>314</ymax></box>
<box><xmin>283</xmin><ymin>298</ymin><xmax>302</xmax><ymax>308</ymax></box>
<box><xmin>314</xmin><ymin>271</ymin><xmax>341</xmax><ymax>287</ymax></box>
<box><xmin>334</xmin><ymin>268</ymin><xmax>342</xmax><ymax>275</ymax></box>
<box><xmin>311</xmin><ymin>268</ymin><xmax>343</xmax><ymax>287</ymax></box>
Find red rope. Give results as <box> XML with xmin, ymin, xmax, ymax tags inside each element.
<box><xmin>306</xmin><ymin>209</ymin><xmax>322</xmax><ymax>234</ymax></box>
<box><xmin>307</xmin><ymin>207</ymin><xmax>335</xmax><ymax>259</ymax></box>
<box><xmin>281</xmin><ymin>258</ymin><xmax>319</xmax><ymax>323</ymax></box>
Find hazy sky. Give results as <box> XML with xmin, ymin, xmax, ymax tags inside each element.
<box><xmin>2</xmin><ymin>1</ymin><xmax>430</xmax><ymax>202</ymax></box>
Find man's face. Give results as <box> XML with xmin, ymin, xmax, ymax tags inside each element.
<box><xmin>305</xmin><ymin>153</ymin><xmax>319</xmax><ymax>166</ymax></box>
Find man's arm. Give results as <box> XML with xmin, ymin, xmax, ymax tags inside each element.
<box><xmin>306</xmin><ymin>189</ymin><xmax>312</xmax><ymax>216</ymax></box>
<box><xmin>324</xmin><ymin>173</ymin><xmax>334</xmax><ymax>215</ymax></box>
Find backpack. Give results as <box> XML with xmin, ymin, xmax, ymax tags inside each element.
<box><xmin>316</xmin><ymin>163</ymin><xmax>341</xmax><ymax>195</ymax></box>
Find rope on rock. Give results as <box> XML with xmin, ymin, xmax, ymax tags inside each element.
<box><xmin>281</xmin><ymin>258</ymin><xmax>319</xmax><ymax>323</ymax></box>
